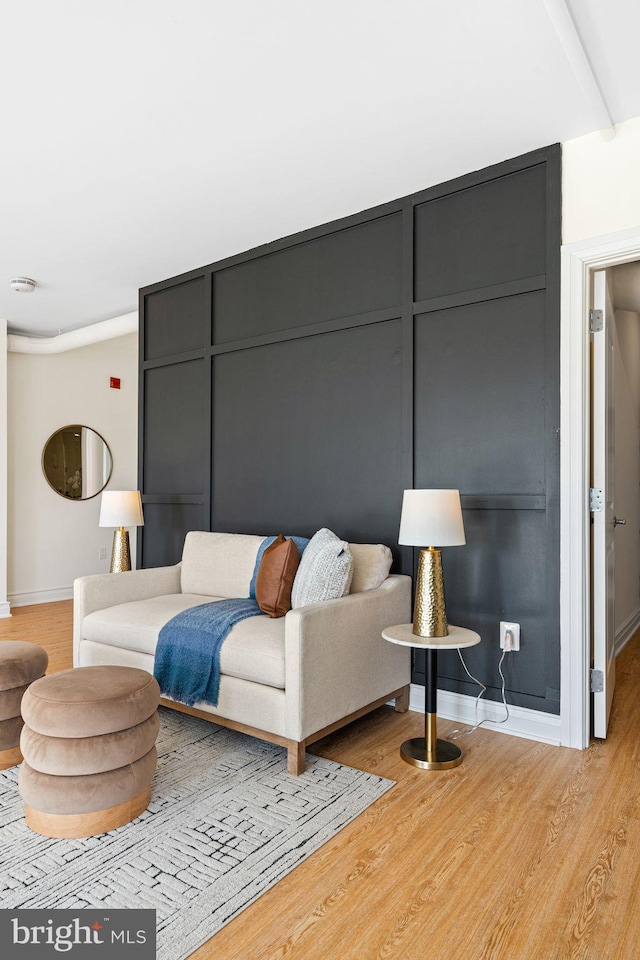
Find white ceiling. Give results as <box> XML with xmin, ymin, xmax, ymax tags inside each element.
<box><xmin>2</xmin><ymin>0</ymin><xmax>639</xmax><ymax>336</ymax></box>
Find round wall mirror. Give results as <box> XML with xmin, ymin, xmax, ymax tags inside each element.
<box><xmin>42</xmin><ymin>425</ymin><xmax>113</xmax><ymax>500</ymax></box>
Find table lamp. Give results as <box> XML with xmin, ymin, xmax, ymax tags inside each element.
<box><xmin>99</xmin><ymin>490</ymin><xmax>144</xmax><ymax>573</ymax></box>
<box><xmin>398</xmin><ymin>489</ymin><xmax>465</xmax><ymax>638</ymax></box>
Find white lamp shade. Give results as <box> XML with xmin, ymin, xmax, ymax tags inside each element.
<box><xmin>99</xmin><ymin>490</ymin><xmax>144</xmax><ymax>528</ymax></box>
<box><xmin>398</xmin><ymin>489</ymin><xmax>465</xmax><ymax>547</ymax></box>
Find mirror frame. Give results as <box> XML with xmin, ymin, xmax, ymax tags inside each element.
<box><xmin>42</xmin><ymin>424</ymin><xmax>113</xmax><ymax>501</ymax></box>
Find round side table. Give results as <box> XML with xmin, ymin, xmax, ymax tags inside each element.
<box><xmin>382</xmin><ymin>624</ymin><xmax>480</xmax><ymax>770</ymax></box>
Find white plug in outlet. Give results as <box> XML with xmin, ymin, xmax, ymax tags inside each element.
<box><xmin>500</xmin><ymin>621</ymin><xmax>520</xmax><ymax>651</ymax></box>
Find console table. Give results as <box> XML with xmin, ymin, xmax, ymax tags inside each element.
<box><xmin>382</xmin><ymin>624</ymin><xmax>481</xmax><ymax>770</ymax></box>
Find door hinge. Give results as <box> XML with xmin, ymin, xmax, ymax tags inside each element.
<box><xmin>591</xmin><ymin>669</ymin><xmax>604</xmax><ymax>693</ymax></box>
<box><xmin>590</xmin><ymin>488</ymin><xmax>603</xmax><ymax>512</ymax></box>
<box><xmin>589</xmin><ymin>309</ymin><xmax>603</xmax><ymax>332</ymax></box>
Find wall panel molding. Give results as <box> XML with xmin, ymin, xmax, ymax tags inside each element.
<box><xmin>412</xmin><ymin>274</ymin><xmax>547</xmax><ymax>316</ymax></box>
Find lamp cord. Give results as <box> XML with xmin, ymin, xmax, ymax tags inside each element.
<box><xmin>448</xmin><ymin>648</ymin><xmax>509</xmax><ymax>740</ymax></box>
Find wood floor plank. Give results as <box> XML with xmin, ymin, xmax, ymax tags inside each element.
<box><xmin>0</xmin><ymin>601</ymin><xmax>73</xmax><ymax>671</ymax></box>
<box><xmin>4</xmin><ymin>602</ymin><xmax>640</xmax><ymax>959</ymax></box>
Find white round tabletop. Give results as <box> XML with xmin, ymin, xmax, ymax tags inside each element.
<box><xmin>382</xmin><ymin>623</ymin><xmax>481</xmax><ymax>650</ymax></box>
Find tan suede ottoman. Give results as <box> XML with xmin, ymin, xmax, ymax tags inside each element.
<box><xmin>19</xmin><ymin>665</ymin><xmax>160</xmax><ymax>838</ymax></box>
<box><xmin>0</xmin><ymin>641</ymin><xmax>48</xmax><ymax>770</ymax></box>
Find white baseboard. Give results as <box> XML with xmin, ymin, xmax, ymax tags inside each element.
<box><xmin>8</xmin><ymin>587</ymin><xmax>73</xmax><ymax>608</ymax></box>
<box><xmin>0</xmin><ymin>601</ymin><xmax>11</xmax><ymax>618</ymax></box>
<box><xmin>408</xmin><ymin>683</ymin><xmax>562</xmax><ymax>746</ymax></box>
<box><xmin>614</xmin><ymin>607</ymin><xmax>640</xmax><ymax>658</ymax></box>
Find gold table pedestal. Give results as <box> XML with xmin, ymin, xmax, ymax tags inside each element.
<box><xmin>400</xmin><ymin>731</ymin><xmax>463</xmax><ymax>771</ymax></box>
<box><xmin>382</xmin><ymin>624</ymin><xmax>481</xmax><ymax>772</ymax></box>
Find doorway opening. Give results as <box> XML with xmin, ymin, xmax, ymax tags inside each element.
<box><xmin>590</xmin><ymin>262</ymin><xmax>640</xmax><ymax>739</ymax></box>
<box><xmin>560</xmin><ymin>227</ymin><xmax>640</xmax><ymax>750</ymax></box>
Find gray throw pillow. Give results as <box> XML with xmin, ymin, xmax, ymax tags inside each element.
<box><xmin>291</xmin><ymin>528</ymin><xmax>354</xmax><ymax>609</ymax></box>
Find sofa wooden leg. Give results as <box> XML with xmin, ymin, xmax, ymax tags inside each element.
<box><xmin>395</xmin><ymin>684</ymin><xmax>410</xmax><ymax>713</ymax></box>
<box><xmin>287</xmin><ymin>742</ymin><xmax>306</xmax><ymax>775</ymax></box>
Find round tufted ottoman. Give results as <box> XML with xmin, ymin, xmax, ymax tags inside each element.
<box><xmin>19</xmin><ymin>666</ymin><xmax>160</xmax><ymax>838</ymax></box>
<box><xmin>0</xmin><ymin>641</ymin><xmax>48</xmax><ymax>770</ymax></box>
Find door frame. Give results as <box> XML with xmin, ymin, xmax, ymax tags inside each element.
<box><xmin>560</xmin><ymin>225</ymin><xmax>640</xmax><ymax>749</ymax></box>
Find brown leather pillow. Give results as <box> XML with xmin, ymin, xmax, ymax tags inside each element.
<box><xmin>255</xmin><ymin>535</ymin><xmax>301</xmax><ymax>618</ymax></box>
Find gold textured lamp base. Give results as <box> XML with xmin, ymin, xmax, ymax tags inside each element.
<box><xmin>413</xmin><ymin>547</ymin><xmax>449</xmax><ymax>637</ymax></box>
<box><xmin>110</xmin><ymin>527</ymin><xmax>131</xmax><ymax>573</ymax></box>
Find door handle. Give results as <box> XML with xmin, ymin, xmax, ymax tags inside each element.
<box><xmin>613</xmin><ymin>517</ymin><xmax>627</xmax><ymax>526</ymax></box>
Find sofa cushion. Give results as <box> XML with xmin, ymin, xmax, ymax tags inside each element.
<box><xmin>82</xmin><ymin>594</ymin><xmax>286</xmax><ymax>689</ymax></box>
<box><xmin>291</xmin><ymin>528</ymin><xmax>353</xmax><ymax>608</ymax></box>
<box><xmin>218</xmin><ymin>615</ymin><xmax>286</xmax><ymax>688</ymax></box>
<box><xmin>181</xmin><ymin>531</ymin><xmax>265</xmax><ymax>598</ymax></box>
<box><xmin>83</xmin><ymin>594</ymin><xmax>219</xmax><ymax>653</ymax></box>
<box><xmin>348</xmin><ymin>543</ymin><xmax>393</xmax><ymax>593</ymax></box>
<box><xmin>255</xmin><ymin>534</ymin><xmax>300</xmax><ymax>618</ymax></box>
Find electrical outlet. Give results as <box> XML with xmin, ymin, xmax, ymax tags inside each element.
<box><xmin>500</xmin><ymin>621</ymin><xmax>520</xmax><ymax>651</ymax></box>
<box><xmin>99</xmin><ymin>547</ymin><xmax>107</xmax><ymax>560</ymax></box>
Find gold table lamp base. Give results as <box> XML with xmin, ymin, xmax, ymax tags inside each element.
<box><xmin>110</xmin><ymin>527</ymin><xmax>131</xmax><ymax>573</ymax></box>
<box><xmin>413</xmin><ymin>547</ymin><xmax>449</xmax><ymax>638</ymax></box>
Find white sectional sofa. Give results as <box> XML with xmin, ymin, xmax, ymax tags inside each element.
<box><xmin>74</xmin><ymin>532</ymin><xmax>411</xmax><ymax>773</ymax></box>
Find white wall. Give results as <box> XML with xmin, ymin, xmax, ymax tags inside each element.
<box><xmin>563</xmin><ymin>116</ymin><xmax>640</xmax><ymax>245</ymax></box>
<box><xmin>0</xmin><ymin>320</ymin><xmax>9</xmax><ymax>617</ymax></box>
<box><xmin>7</xmin><ymin>333</ymin><xmax>138</xmax><ymax>605</ymax></box>
<box><xmin>612</xmin><ymin>307</ymin><xmax>640</xmax><ymax>648</ymax></box>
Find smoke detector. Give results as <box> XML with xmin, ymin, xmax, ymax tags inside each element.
<box><xmin>9</xmin><ymin>277</ymin><xmax>36</xmax><ymax>293</ymax></box>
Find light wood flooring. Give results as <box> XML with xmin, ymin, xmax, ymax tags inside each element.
<box><xmin>2</xmin><ymin>602</ymin><xmax>640</xmax><ymax>959</ymax></box>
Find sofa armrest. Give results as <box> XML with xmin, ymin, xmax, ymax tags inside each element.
<box><xmin>284</xmin><ymin>574</ymin><xmax>411</xmax><ymax>742</ymax></box>
<box><xmin>73</xmin><ymin>563</ymin><xmax>182</xmax><ymax>666</ymax></box>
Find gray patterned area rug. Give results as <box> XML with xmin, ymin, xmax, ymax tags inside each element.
<box><xmin>0</xmin><ymin>707</ymin><xmax>394</xmax><ymax>960</ymax></box>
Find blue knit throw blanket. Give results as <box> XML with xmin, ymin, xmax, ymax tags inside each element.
<box><xmin>154</xmin><ymin>535</ymin><xmax>310</xmax><ymax>707</ymax></box>
<box><xmin>154</xmin><ymin>598</ymin><xmax>263</xmax><ymax>707</ymax></box>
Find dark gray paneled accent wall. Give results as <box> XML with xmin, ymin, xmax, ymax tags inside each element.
<box><xmin>213</xmin><ymin>214</ymin><xmax>403</xmax><ymax>343</ymax></box>
<box><xmin>144</xmin><ymin>276</ymin><xmax>207</xmax><ymax>360</ymax></box>
<box><xmin>413</xmin><ymin>165</ymin><xmax>547</xmax><ymax>300</ymax></box>
<box><xmin>138</xmin><ymin>144</ymin><xmax>561</xmax><ymax>715</ymax></box>
<box><xmin>141</xmin><ymin>503</ymin><xmax>206</xmax><ymax>571</ymax></box>
<box><xmin>414</xmin><ymin>294</ymin><xmax>547</xmax><ymax>494</ymax></box>
<box><xmin>212</xmin><ymin>322</ymin><xmax>404</xmax><ymax>550</ymax></box>
<box><xmin>143</xmin><ymin>360</ymin><xmax>207</xmax><ymax>494</ymax></box>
